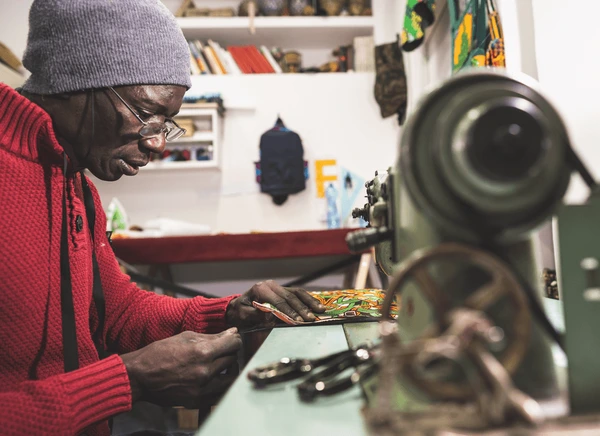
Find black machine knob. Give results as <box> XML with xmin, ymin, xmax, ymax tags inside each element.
<box><xmin>352</xmin><ymin>205</ymin><xmax>370</xmax><ymax>221</ymax></box>
<box><xmin>345</xmin><ymin>227</ymin><xmax>393</xmax><ymax>253</ymax></box>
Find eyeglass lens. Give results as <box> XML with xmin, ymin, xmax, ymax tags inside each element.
<box><xmin>140</xmin><ymin>122</ymin><xmax>185</xmax><ymax>142</ymax></box>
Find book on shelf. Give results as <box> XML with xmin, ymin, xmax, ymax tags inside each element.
<box><xmin>204</xmin><ymin>42</ymin><xmax>225</xmax><ymax>74</ymax></box>
<box><xmin>187</xmin><ymin>37</ymin><xmax>375</xmax><ymax>76</ymax></box>
<box><xmin>260</xmin><ymin>46</ymin><xmax>283</xmax><ymax>74</ymax></box>
<box><xmin>188</xmin><ymin>41</ymin><xmax>209</xmax><ymax>74</ymax></box>
<box><xmin>188</xmin><ymin>39</ymin><xmax>279</xmax><ymax>75</ymax></box>
<box><xmin>352</xmin><ymin>36</ymin><xmax>375</xmax><ymax>73</ymax></box>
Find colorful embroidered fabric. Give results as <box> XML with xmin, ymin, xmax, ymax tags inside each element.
<box><xmin>253</xmin><ymin>289</ymin><xmax>399</xmax><ymax>325</ymax></box>
<box><xmin>485</xmin><ymin>1</ymin><xmax>505</xmax><ymax>67</ymax></box>
<box><xmin>401</xmin><ymin>0</ymin><xmax>436</xmax><ymax>52</ymax></box>
<box><xmin>450</xmin><ymin>0</ymin><xmax>505</xmax><ymax>72</ymax></box>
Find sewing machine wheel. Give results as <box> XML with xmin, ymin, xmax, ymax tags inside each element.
<box><xmin>381</xmin><ymin>242</ymin><xmax>531</xmax><ymax>400</ymax></box>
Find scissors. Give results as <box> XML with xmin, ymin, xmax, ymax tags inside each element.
<box><xmin>247</xmin><ymin>344</ymin><xmax>379</xmax><ymax>402</ymax></box>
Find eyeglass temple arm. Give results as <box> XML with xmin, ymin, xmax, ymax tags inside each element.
<box><xmin>109</xmin><ymin>86</ymin><xmax>184</xmax><ymax>133</ymax></box>
<box><xmin>108</xmin><ymin>87</ymin><xmax>146</xmax><ymax>125</ymax></box>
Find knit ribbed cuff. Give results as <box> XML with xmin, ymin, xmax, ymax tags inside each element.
<box><xmin>60</xmin><ymin>355</ymin><xmax>132</xmax><ymax>432</ymax></box>
<box><xmin>184</xmin><ymin>295</ymin><xmax>240</xmax><ymax>333</ymax></box>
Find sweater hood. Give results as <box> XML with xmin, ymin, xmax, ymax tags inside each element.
<box><xmin>0</xmin><ymin>83</ymin><xmax>66</xmax><ymax>165</ymax></box>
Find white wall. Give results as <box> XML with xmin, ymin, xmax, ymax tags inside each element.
<box><xmin>93</xmin><ymin>73</ymin><xmax>399</xmax><ymax>232</ymax></box>
<box><xmin>532</xmin><ymin>0</ymin><xmax>600</xmax><ymax>205</ymax></box>
<box><xmin>93</xmin><ymin>1</ymin><xmax>400</xmax><ymax>233</ymax></box>
<box><xmin>0</xmin><ymin>0</ymin><xmax>401</xmax><ymax>234</ymax></box>
<box><xmin>0</xmin><ymin>0</ymin><xmax>33</xmax><ymax>61</ymax></box>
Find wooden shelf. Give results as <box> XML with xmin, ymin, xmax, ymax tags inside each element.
<box><xmin>186</xmin><ymin>72</ymin><xmax>375</xmax><ymax>111</ymax></box>
<box><xmin>189</xmin><ymin>71</ymin><xmax>374</xmax><ymax>81</ymax></box>
<box><xmin>170</xmin><ymin>132</ymin><xmax>214</xmax><ymax>143</ymax></box>
<box><xmin>177</xmin><ymin>16</ymin><xmax>374</xmax><ymax>48</ymax></box>
<box><xmin>144</xmin><ymin>160</ymin><xmax>219</xmax><ymax>170</ymax></box>
<box><xmin>112</xmin><ymin>228</ymin><xmax>357</xmax><ymax>264</ymax></box>
<box><xmin>181</xmin><ymin>102</ymin><xmax>220</xmax><ymax>109</ymax></box>
<box><xmin>190</xmin><ymin>71</ymin><xmax>373</xmax><ymax>77</ymax></box>
<box><xmin>177</xmin><ymin>107</ymin><xmax>221</xmax><ymax>117</ymax></box>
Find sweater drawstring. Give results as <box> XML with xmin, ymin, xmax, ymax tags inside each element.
<box><xmin>60</xmin><ymin>152</ymin><xmax>80</xmax><ymax>372</ymax></box>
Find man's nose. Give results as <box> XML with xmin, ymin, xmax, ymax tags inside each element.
<box><xmin>142</xmin><ymin>134</ymin><xmax>166</xmax><ymax>154</ymax></box>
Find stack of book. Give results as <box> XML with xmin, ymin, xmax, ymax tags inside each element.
<box><xmin>187</xmin><ymin>36</ymin><xmax>376</xmax><ymax>75</ymax></box>
<box><xmin>188</xmin><ymin>40</ymin><xmax>282</xmax><ymax>75</ymax></box>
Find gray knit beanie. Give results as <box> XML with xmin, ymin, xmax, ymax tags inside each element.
<box><xmin>22</xmin><ymin>0</ymin><xmax>191</xmax><ymax>94</ymax></box>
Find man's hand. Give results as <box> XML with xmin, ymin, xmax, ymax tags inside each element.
<box><xmin>121</xmin><ymin>329</ymin><xmax>242</xmax><ymax>408</ymax></box>
<box><xmin>226</xmin><ymin>280</ymin><xmax>326</xmax><ymax>328</ymax></box>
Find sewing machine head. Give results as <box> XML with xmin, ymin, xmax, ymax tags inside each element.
<box><xmin>346</xmin><ymin>70</ymin><xmax>598</xmax><ymax>433</ymax></box>
<box><xmin>348</xmin><ymin>69</ymin><xmax>572</xmax><ymax>263</ymax></box>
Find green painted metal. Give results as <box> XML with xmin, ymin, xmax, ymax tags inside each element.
<box><xmin>196</xmin><ymin>325</ymin><xmax>373</xmax><ymax>436</ymax></box>
<box><xmin>556</xmin><ymin>198</ymin><xmax>600</xmax><ymax>414</ymax></box>
<box><xmin>343</xmin><ymin>322</ymin><xmax>380</xmax><ymax>349</ymax></box>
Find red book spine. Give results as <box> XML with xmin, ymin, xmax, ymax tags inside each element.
<box><xmin>240</xmin><ymin>46</ymin><xmax>258</xmax><ymax>73</ymax></box>
<box><xmin>229</xmin><ymin>46</ymin><xmax>250</xmax><ymax>74</ymax></box>
<box><xmin>249</xmin><ymin>46</ymin><xmax>275</xmax><ymax>73</ymax></box>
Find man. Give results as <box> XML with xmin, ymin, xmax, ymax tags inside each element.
<box><xmin>0</xmin><ymin>1</ymin><xmax>325</xmax><ymax>435</ymax></box>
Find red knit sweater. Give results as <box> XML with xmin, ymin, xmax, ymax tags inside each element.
<box><xmin>0</xmin><ymin>84</ymin><xmax>237</xmax><ymax>436</ymax></box>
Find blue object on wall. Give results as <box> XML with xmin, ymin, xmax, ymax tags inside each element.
<box><xmin>325</xmin><ymin>183</ymin><xmax>340</xmax><ymax>229</ymax></box>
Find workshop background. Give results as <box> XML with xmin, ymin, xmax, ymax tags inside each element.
<box><xmin>1</xmin><ymin>0</ymin><xmax>598</xmax><ymax>297</ymax></box>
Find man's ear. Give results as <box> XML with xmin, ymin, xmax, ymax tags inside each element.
<box><xmin>52</xmin><ymin>93</ymin><xmax>72</xmax><ymax>100</ymax></box>
<box><xmin>20</xmin><ymin>90</ymin><xmax>70</xmax><ymax>104</ymax></box>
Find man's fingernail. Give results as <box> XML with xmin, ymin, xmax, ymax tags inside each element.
<box><xmin>318</xmin><ymin>304</ymin><xmax>326</xmax><ymax>310</ymax></box>
<box><xmin>227</xmin><ymin>327</ymin><xmax>238</xmax><ymax>334</ymax></box>
<box><xmin>308</xmin><ymin>313</ymin><xmax>316</xmax><ymax>321</ymax></box>
<box><xmin>295</xmin><ymin>316</ymin><xmax>303</xmax><ymax>322</ymax></box>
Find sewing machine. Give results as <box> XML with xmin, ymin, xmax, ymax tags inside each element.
<box><xmin>197</xmin><ymin>70</ymin><xmax>600</xmax><ymax>435</ymax></box>
<box><xmin>345</xmin><ymin>69</ymin><xmax>600</xmax><ymax>434</ymax></box>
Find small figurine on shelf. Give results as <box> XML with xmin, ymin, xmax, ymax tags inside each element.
<box><xmin>332</xmin><ymin>45</ymin><xmax>350</xmax><ymax>72</ymax></box>
<box><xmin>175</xmin><ymin>0</ymin><xmax>235</xmax><ymax>17</ymax></box>
<box><xmin>289</xmin><ymin>0</ymin><xmax>311</xmax><ymax>15</ymax></box>
<box><xmin>181</xmin><ymin>149</ymin><xmax>192</xmax><ymax>161</ymax></box>
<box><xmin>348</xmin><ymin>0</ymin><xmax>367</xmax><ymax>15</ymax></box>
<box><xmin>282</xmin><ymin>51</ymin><xmax>302</xmax><ymax>73</ymax></box>
<box><xmin>318</xmin><ymin>0</ymin><xmax>346</xmax><ymax>16</ymax></box>
<box><xmin>258</xmin><ymin>0</ymin><xmax>286</xmax><ymax>16</ymax></box>
<box><xmin>196</xmin><ymin>149</ymin><xmax>211</xmax><ymax>161</ymax></box>
<box><xmin>238</xmin><ymin>0</ymin><xmax>258</xmax><ymax>16</ymax></box>
<box><xmin>319</xmin><ymin>61</ymin><xmax>340</xmax><ymax>73</ymax></box>
<box><xmin>173</xmin><ymin>150</ymin><xmax>186</xmax><ymax>161</ymax></box>
<box><xmin>303</xmin><ymin>5</ymin><xmax>316</xmax><ymax>15</ymax></box>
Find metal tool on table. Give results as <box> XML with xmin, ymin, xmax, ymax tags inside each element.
<box><xmin>248</xmin><ymin>343</ymin><xmax>380</xmax><ymax>402</ymax></box>
<box><xmin>345</xmin><ymin>69</ymin><xmax>600</xmax><ymax>433</ymax></box>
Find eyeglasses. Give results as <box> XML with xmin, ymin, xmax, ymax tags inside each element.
<box><xmin>108</xmin><ymin>87</ymin><xmax>186</xmax><ymax>142</ymax></box>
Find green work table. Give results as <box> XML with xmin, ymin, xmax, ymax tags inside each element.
<box><xmin>196</xmin><ymin>323</ymin><xmax>379</xmax><ymax>436</ymax></box>
<box><xmin>195</xmin><ymin>299</ymin><xmax>569</xmax><ymax>436</ymax></box>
